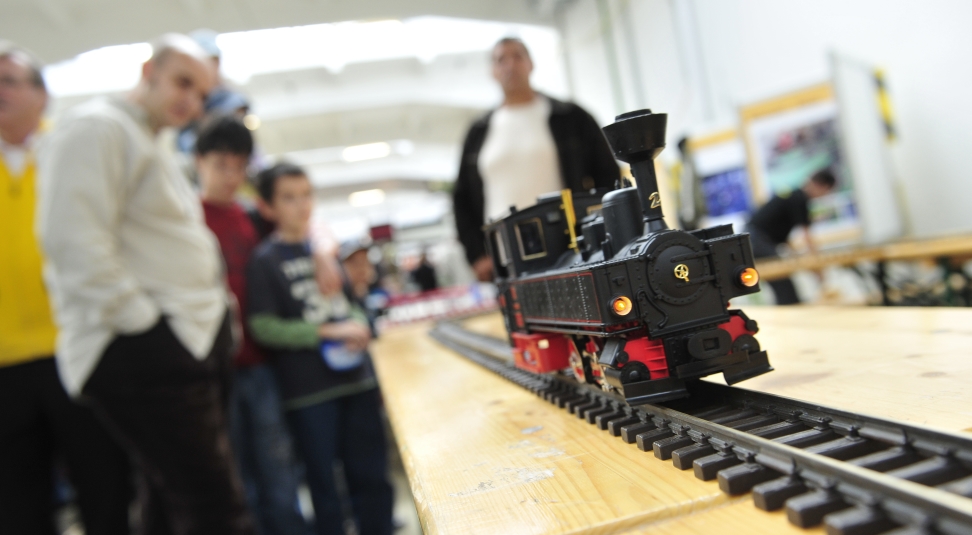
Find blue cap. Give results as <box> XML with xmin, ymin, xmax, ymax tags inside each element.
<box><xmin>206</xmin><ymin>87</ymin><xmax>249</xmax><ymax>114</ymax></box>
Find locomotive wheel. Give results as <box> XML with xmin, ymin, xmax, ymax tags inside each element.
<box><xmin>620</xmin><ymin>361</ymin><xmax>651</xmax><ymax>384</ymax></box>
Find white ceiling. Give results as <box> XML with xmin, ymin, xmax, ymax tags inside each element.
<box><xmin>11</xmin><ymin>0</ymin><xmax>569</xmax><ymax>240</ymax></box>
<box><xmin>3</xmin><ymin>0</ymin><xmax>558</xmax><ymax>64</ymax></box>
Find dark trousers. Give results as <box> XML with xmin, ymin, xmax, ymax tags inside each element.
<box><xmin>747</xmin><ymin>225</ymin><xmax>801</xmax><ymax>305</ymax></box>
<box><xmin>285</xmin><ymin>389</ymin><xmax>393</xmax><ymax>535</ymax></box>
<box><xmin>229</xmin><ymin>364</ymin><xmax>310</xmax><ymax>535</ymax></box>
<box><xmin>82</xmin><ymin>316</ymin><xmax>256</xmax><ymax>535</ymax></box>
<box><xmin>0</xmin><ymin>357</ymin><xmax>133</xmax><ymax>535</ymax></box>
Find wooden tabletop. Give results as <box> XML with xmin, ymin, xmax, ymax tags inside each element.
<box><xmin>755</xmin><ymin>233</ymin><xmax>972</xmax><ymax>281</ymax></box>
<box><xmin>370</xmin><ymin>306</ymin><xmax>972</xmax><ymax>534</ymax></box>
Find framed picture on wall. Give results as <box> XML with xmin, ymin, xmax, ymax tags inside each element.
<box><xmin>740</xmin><ymin>83</ymin><xmax>861</xmax><ymax>245</ymax></box>
<box><xmin>686</xmin><ymin>129</ymin><xmax>752</xmax><ymax>231</ymax></box>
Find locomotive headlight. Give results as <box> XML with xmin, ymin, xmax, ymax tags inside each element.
<box><xmin>611</xmin><ymin>296</ymin><xmax>633</xmax><ymax>316</ymax></box>
<box><xmin>739</xmin><ymin>267</ymin><xmax>760</xmax><ymax>287</ymax></box>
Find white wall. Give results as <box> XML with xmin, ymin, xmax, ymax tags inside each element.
<box><xmin>558</xmin><ymin>0</ymin><xmax>972</xmax><ymax>237</ymax></box>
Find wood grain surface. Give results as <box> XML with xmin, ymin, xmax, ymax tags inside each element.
<box><xmin>719</xmin><ymin>306</ymin><xmax>972</xmax><ymax>431</ymax></box>
<box><xmin>373</xmin><ymin>323</ymin><xmax>735</xmax><ymax>534</ymax></box>
<box><xmin>621</xmin><ymin>500</ymin><xmax>810</xmax><ymax>534</ymax></box>
<box><xmin>371</xmin><ymin>306</ymin><xmax>972</xmax><ymax>533</ymax></box>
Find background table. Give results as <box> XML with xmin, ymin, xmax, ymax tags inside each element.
<box><xmin>370</xmin><ymin>307</ymin><xmax>972</xmax><ymax>534</ymax></box>
<box><xmin>755</xmin><ymin>234</ymin><xmax>972</xmax><ymax>306</ymax></box>
<box><xmin>755</xmin><ymin>233</ymin><xmax>972</xmax><ymax>281</ymax></box>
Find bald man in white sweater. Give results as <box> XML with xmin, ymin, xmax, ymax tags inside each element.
<box><xmin>37</xmin><ymin>35</ymin><xmax>255</xmax><ymax>535</ymax></box>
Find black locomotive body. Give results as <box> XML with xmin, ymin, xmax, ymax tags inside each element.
<box><xmin>484</xmin><ymin>109</ymin><xmax>772</xmax><ymax>405</ymax></box>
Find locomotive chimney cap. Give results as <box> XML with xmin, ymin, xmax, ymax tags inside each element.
<box><xmin>615</xmin><ymin>109</ymin><xmax>652</xmax><ymax>121</ymax></box>
<box><xmin>602</xmin><ymin>109</ymin><xmax>668</xmax><ymax>164</ymax></box>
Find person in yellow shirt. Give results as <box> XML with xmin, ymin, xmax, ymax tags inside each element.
<box><xmin>0</xmin><ymin>42</ymin><xmax>131</xmax><ymax>535</ymax></box>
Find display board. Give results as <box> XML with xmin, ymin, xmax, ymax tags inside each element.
<box><xmin>687</xmin><ymin>129</ymin><xmax>752</xmax><ymax>231</ymax></box>
<box><xmin>740</xmin><ymin>84</ymin><xmax>861</xmax><ymax>245</ymax></box>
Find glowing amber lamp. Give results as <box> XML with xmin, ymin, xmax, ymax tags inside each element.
<box><xmin>612</xmin><ymin>296</ymin><xmax>633</xmax><ymax>316</ymax></box>
<box><xmin>740</xmin><ymin>267</ymin><xmax>759</xmax><ymax>287</ymax></box>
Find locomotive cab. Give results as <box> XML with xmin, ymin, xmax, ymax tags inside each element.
<box><xmin>484</xmin><ymin>189</ymin><xmax>607</xmax><ymax>280</ymax></box>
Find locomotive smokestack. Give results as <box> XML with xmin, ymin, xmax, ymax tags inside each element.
<box><xmin>602</xmin><ymin>110</ymin><xmax>668</xmax><ymax>231</ymax></box>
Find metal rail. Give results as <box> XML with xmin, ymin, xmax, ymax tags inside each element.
<box><xmin>430</xmin><ymin>322</ymin><xmax>972</xmax><ymax>535</ymax></box>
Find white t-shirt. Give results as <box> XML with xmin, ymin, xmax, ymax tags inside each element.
<box><xmin>478</xmin><ymin>96</ymin><xmax>562</xmax><ymax>221</ymax></box>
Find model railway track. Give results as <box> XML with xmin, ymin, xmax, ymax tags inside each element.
<box><xmin>430</xmin><ymin>322</ymin><xmax>972</xmax><ymax>535</ymax></box>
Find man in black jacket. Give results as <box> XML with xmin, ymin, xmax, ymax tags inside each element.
<box><xmin>747</xmin><ymin>169</ymin><xmax>836</xmax><ymax>304</ymax></box>
<box><xmin>453</xmin><ymin>37</ymin><xmax>620</xmax><ymax>281</ymax></box>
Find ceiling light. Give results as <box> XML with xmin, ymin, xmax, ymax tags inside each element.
<box><xmin>343</xmin><ymin>142</ymin><xmax>391</xmax><ymax>162</ymax></box>
<box><xmin>349</xmin><ymin>189</ymin><xmax>386</xmax><ymax>207</ymax></box>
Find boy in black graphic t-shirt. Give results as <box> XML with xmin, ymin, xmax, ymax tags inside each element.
<box><xmin>246</xmin><ymin>163</ymin><xmax>393</xmax><ymax>535</ymax></box>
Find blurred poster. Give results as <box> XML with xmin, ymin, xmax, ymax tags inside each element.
<box><xmin>688</xmin><ymin>130</ymin><xmax>752</xmax><ymax>231</ymax></box>
<box><xmin>741</xmin><ymin>84</ymin><xmax>860</xmax><ymax>244</ymax></box>
<box><xmin>701</xmin><ymin>168</ymin><xmax>751</xmax><ymax>217</ymax></box>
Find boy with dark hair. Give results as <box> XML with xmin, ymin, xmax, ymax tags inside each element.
<box><xmin>747</xmin><ymin>168</ymin><xmax>837</xmax><ymax>304</ymax></box>
<box><xmin>246</xmin><ymin>163</ymin><xmax>394</xmax><ymax>535</ymax></box>
<box><xmin>195</xmin><ymin>116</ymin><xmax>309</xmax><ymax>535</ymax></box>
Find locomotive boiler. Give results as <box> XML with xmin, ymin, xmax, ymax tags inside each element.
<box><xmin>485</xmin><ymin>109</ymin><xmax>772</xmax><ymax>405</ymax></box>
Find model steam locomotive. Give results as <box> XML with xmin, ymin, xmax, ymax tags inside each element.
<box><xmin>485</xmin><ymin>109</ymin><xmax>772</xmax><ymax>405</ymax></box>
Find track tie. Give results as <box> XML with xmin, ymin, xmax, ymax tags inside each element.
<box><xmin>636</xmin><ymin>427</ymin><xmax>674</xmax><ymax>452</ymax></box>
<box><xmin>584</xmin><ymin>405</ymin><xmax>617</xmax><ymax>424</ymax></box>
<box><xmin>885</xmin><ymin>456</ymin><xmax>970</xmax><ymax>486</ymax></box>
<box><xmin>939</xmin><ymin>474</ymin><xmax>972</xmax><ymax>497</ymax></box>
<box><xmin>880</xmin><ymin>528</ymin><xmax>931</xmax><ymax>535</ymax></box>
<box><xmin>563</xmin><ymin>395</ymin><xmax>592</xmax><ymax>412</ymax></box>
<box><xmin>691</xmin><ymin>405</ymin><xmax>741</xmax><ymax>420</ymax></box>
<box><xmin>671</xmin><ymin>443</ymin><xmax>715</xmax><ymax>470</ymax></box>
<box><xmin>595</xmin><ymin>410</ymin><xmax>629</xmax><ymax>431</ymax></box>
<box><xmin>607</xmin><ymin>416</ymin><xmax>641</xmax><ymax>437</ymax></box>
<box><xmin>709</xmin><ymin>409</ymin><xmax>758</xmax><ymax>425</ymax></box>
<box><xmin>749</xmin><ymin>420</ymin><xmax>809</xmax><ymax>439</ymax></box>
<box><xmin>773</xmin><ymin>427</ymin><xmax>837</xmax><ymax>448</ymax></box>
<box><xmin>620</xmin><ymin>422</ymin><xmax>657</xmax><ymax>444</ymax></box>
<box><xmin>723</xmin><ymin>414</ymin><xmax>780</xmax><ymax>431</ymax></box>
<box><xmin>785</xmin><ymin>489</ymin><xmax>850</xmax><ymax>528</ymax></box>
<box><xmin>717</xmin><ymin>462</ymin><xmax>780</xmax><ymax>495</ymax></box>
<box><xmin>694</xmin><ymin>452</ymin><xmax>742</xmax><ymax>480</ymax></box>
<box><xmin>571</xmin><ymin>399</ymin><xmax>601</xmax><ymax>417</ymax></box>
<box><xmin>752</xmin><ymin>475</ymin><xmax>807</xmax><ymax>511</ymax></box>
<box><xmin>824</xmin><ymin>506</ymin><xmax>899</xmax><ymax>535</ymax></box>
<box><xmin>653</xmin><ymin>434</ymin><xmax>696</xmax><ymax>460</ymax></box>
<box><xmin>849</xmin><ymin>447</ymin><xmax>923</xmax><ymax>472</ymax></box>
<box><xmin>803</xmin><ymin>437</ymin><xmax>885</xmax><ymax>460</ymax></box>
<box><xmin>551</xmin><ymin>393</ymin><xmax>583</xmax><ymax>409</ymax></box>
